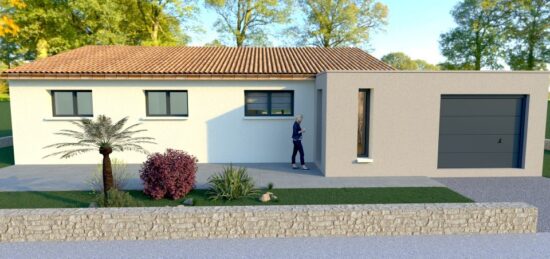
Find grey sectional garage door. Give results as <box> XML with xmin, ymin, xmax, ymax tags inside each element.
<box><xmin>438</xmin><ymin>95</ymin><xmax>526</xmax><ymax>168</ymax></box>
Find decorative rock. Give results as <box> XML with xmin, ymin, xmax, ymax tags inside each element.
<box><xmin>260</xmin><ymin>192</ymin><xmax>272</xmax><ymax>202</ymax></box>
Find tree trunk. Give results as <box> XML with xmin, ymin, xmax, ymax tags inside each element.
<box><xmin>151</xmin><ymin>21</ymin><xmax>160</xmax><ymax>46</ymax></box>
<box><xmin>236</xmin><ymin>34</ymin><xmax>244</xmax><ymax>47</ymax></box>
<box><xmin>99</xmin><ymin>146</ymin><xmax>114</xmax><ymax>202</ymax></box>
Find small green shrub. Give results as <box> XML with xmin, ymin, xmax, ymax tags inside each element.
<box><xmin>87</xmin><ymin>158</ymin><xmax>131</xmax><ymax>193</ymax></box>
<box><xmin>207</xmin><ymin>165</ymin><xmax>259</xmax><ymax>200</ymax></box>
<box><xmin>95</xmin><ymin>189</ymin><xmax>143</xmax><ymax>207</ymax></box>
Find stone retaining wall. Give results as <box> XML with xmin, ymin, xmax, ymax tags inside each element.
<box><xmin>0</xmin><ymin>203</ymin><xmax>537</xmax><ymax>242</ymax></box>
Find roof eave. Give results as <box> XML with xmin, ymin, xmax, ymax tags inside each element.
<box><xmin>1</xmin><ymin>73</ymin><xmax>317</xmax><ymax>80</ymax></box>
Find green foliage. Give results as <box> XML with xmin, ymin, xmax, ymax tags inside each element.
<box><xmin>295</xmin><ymin>0</ymin><xmax>388</xmax><ymax>48</ymax></box>
<box><xmin>0</xmin><ymin>101</ymin><xmax>11</xmax><ymax>137</ymax></box>
<box><xmin>439</xmin><ymin>0</ymin><xmax>507</xmax><ymax>70</ymax></box>
<box><xmin>95</xmin><ymin>189</ymin><xmax>143</xmax><ymax>207</ymax></box>
<box><xmin>381</xmin><ymin>52</ymin><xmax>439</xmax><ymax>70</ymax></box>
<box><xmin>414</xmin><ymin>59</ymin><xmax>440</xmax><ymax>71</ymax></box>
<box><xmin>8</xmin><ymin>0</ymin><xmax>195</xmax><ymax>60</ymax></box>
<box><xmin>0</xmin><ymin>38</ymin><xmax>22</xmax><ymax>69</ymax></box>
<box><xmin>503</xmin><ymin>0</ymin><xmax>549</xmax><ymax>70</ymax></box>
<box><xmin>88</xmin><ymin>158</ymin><xmax>131</xmax><ymax>193</ymax></box>
<box><xmin>44</xmin><ymin>115</ymin><xmax>155</xmax><ymax>159</ymax></box>
<box><xmin>204</xmin><ymin>39</ymin><xmax>224</xmax><ymax>47</ymax></box>
<box><xmin>136</xmin><ymin>0</ymin><xmax>197</xmax><ymax>46</ymax></box>
<box><xmin>0</xmin><ymin>80</ymin><xmax>8</xmax><ymax>96</ymax></box>
<box><xmin>205</xmin><ymin>0</ymin><xmax>292</xmax><ymax>46</ymax></box>
<box><xmin>382</xmin><ymin>52</ymin><xmax>418</xmax><ymax>70</ymax></box>
<box><xmin>207</xmin><ymin>165</ymin><xmax>260</xmax><ymax>200</ymax></box>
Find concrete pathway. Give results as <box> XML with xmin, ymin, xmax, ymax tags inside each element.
<box><xmin>1</xmin><ymin>234</ymin><xmax>550</xmax><ymax>259</ymax></box>
<box><xmin>435</xmin><ymin>177</ymin><xmax>550</xmax><ymax>232</ymax></box>
<box><xmin>0</xmin><ymin>163</ymin><xmax>444</xmax><ymax>191</ymax></box>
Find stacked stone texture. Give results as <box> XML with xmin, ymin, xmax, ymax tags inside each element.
<box><xmin>0</xmin><ymin>203</ymin><xmax>537</xmax><ymax>242</ymax></box>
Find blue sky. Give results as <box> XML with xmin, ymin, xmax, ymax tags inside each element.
<box><xmin>189</xmin><ymin>0</ymin><xmax>460</xmax><ymax>64</ymax></box>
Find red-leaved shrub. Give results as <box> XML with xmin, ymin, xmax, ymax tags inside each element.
<box><xmin>140</xmin><ymin>149</ymin><xmax>198</xmax><ymax>200</ymax></box>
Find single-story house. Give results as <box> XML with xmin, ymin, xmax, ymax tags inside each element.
<box><xmin>2</xmin><ymin>46</ymin><xmax>549</xmax><ymax>177</ymax></box>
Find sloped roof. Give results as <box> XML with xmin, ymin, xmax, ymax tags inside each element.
<box><xmin>4</xmin><ymin>45</ymin><xmax>394</xmax><ymax>79</ymax></box>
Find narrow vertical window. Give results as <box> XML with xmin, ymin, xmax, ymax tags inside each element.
<box><xmin>357</xmin><ymin>89</ymin><xmax>371</xmax><ymax>157</ymax></box>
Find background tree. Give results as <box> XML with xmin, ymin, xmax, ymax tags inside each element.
<box><xmin>0</xmin><ymin>0</ymin><xmax>25</xmax><ymax>36</ymax></box>
<box><xmin>504</xmin><ymin>0</ymin><xmax>549</xmax><ymax>70</ymax></box>
<box><xmin>45</xmin><ymin>116</ymin><xmax>155</xmax><ymax>201</ymax></box>
<box><xmin>381</xmin><ymin>52</ymin><xmax>439</xmax><ymax>70</ymax></box>
<box><xmin>381</xmin><ymin>52</ymin><xmax>418</xmax><ymax>70</ymax></box>
<box><xmin>204</xmin><ymin>39</ymin><xmax>224</xmax><ymax>46</ymax></box>
<box><xmin>439</xmin><ymin>0</ymin><xmax>505</xmax><ymax>70</ymax></box>
<box><xmin>296</xmin><ymin>0</ymin><xmax>388</xmax><ymax>48</ymax></box>
<box><xmin>9</xmin><ymin>0</ymin><xmax>194</xmax><ymax>60</ymax></box>
<box><xmin>205</xmin><ymin>0</ymin><xmax>292</xmax><ymax>46</ymax></box>
<box><xmin>414</xmin><ymin>59</ymin><xmax>440</xmax><ymax>71</ymax></box>
<box><xmin>137</xmin><ymin>0</ymin><xmax>196</xmax><ymax>46</ymax></box>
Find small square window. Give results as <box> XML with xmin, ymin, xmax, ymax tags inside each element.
<box><xmin>146</xmin><ymin>91</ymin><xmax>188</xmax><ymax>116</ymax></box>
<box><xmin>51</xmin><ymin>90</ymin><xmax>93</xmax><ymax>117</ymax></box>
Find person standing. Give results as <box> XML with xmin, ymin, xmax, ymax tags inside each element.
<box><xmin>292</xmin><ymin>114</ymin><xmax>309</xmax><ymax>170</ymax></box>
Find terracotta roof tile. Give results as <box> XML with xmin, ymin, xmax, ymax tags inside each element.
<box><xmin>5</xmin><ymin>45</ymin><xmax>394</xmax><ymax>77</ymax></box>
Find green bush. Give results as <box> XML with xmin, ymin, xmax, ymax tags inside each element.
<box><xmin>95</xmin><ymin>189</ymin><xmax>143</xmax><ymax>207</ymax></box>
<box><xmin>207</xmin><ymin>165</ymin><xmax>259</xmax><ymax>201</ymax></box>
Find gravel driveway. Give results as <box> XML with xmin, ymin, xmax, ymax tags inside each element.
<box><xmin>435</xmin><ymin>177</ymin><xmax>550</xmax><ymax>232</ymax></box>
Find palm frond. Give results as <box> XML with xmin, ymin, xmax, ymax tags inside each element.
<box><xmin>44</xmin><ymin>115</ymin><xmax>156</xmax><ymax>159</ymax></box>
<box><xmin>44</xmin><ymin>141</ymin><xmax>96</xmax><ymax>149</ymax></box>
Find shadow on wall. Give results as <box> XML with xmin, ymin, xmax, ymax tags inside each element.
<box><xmin>206</xmin><ymin>106</ymin><xmax>297</xmax><ymax>163</ymax></box>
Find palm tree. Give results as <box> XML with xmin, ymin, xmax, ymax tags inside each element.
<box><xmin>45</xmin><ymin>115</ymin><xmax>155</xmax><ymax>200</ymax></box>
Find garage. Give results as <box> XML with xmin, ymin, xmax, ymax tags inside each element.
<box><xmin>438</xmin><ymin>95</ymin><xmax>527</xmax><ymax>168</ymax></box>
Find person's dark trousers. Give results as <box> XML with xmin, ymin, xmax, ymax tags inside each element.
<box><xmin>292</xmin><ymin>140</ymin><xmax>305</xmax><ymax>165</ymax></box>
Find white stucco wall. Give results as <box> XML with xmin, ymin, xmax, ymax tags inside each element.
<box><xmin>9</xmin><ymin>80</ymin><xmax>316</xmax><ymax>165</ymax></box>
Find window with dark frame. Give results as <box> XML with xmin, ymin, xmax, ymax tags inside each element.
<box><xmin>245</xmin><ymin>90</ymin><xmax>293</xmax><ymax>116</ymax></box>
<box><xmin>357</xmin><ymin>89</ymin><xmax>371</xmax><ymax>157</ymax></box>
<box><xmin>51</xmin><ymin>90</ymin><xmax>93</xmax><ymax>117</ymax></box>
<box><xmin>145</xmin><ymin>90</ymin><xmax>188</xmax><ymax>116</ymax></box>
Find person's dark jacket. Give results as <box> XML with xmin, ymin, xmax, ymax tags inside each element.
<box><xmin>292</xmin><ymin>122</ymin><xmax>302</xmax><ymax>141</ymax></box>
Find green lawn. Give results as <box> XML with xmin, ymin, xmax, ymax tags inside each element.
<box><xmin>0</xmin><ymin>101</ymin><xmax>11</xmax><ymax>137</ymax></box>
<box><xmin>0</xmin><ymin>187</ymin><xmax>473</xmax><ymax>209</ymax></box>
<box><xmin>0</xmin><ymin>146</ymin><xmax>14</xmax><ymax>168</ymax></box>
